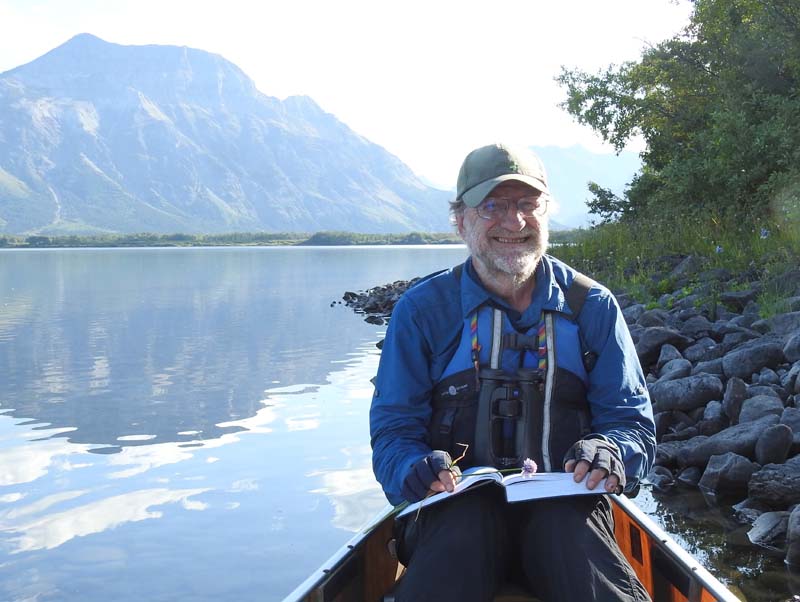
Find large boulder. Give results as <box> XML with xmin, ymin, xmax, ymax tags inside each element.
<box><xmin>636</xmin><ymin>327</ymin><xmax>693</xmax><ymax>367</ymax></box>
<box><xmin>738</xmin><ymin>395</ymin><xmax>784</xmax><ymax>423</ymax></box>
<box><xmin>785</xmin><ymin>331</ymin><xmax>800</xmax><ymax>364</ymax></box>
<box><xmin>680</xmin><ymin>315</ymin><xmax>714</xmax><ymax>339</ymax></box>
<box><xmin>698</xmin><ymin>452</ymin><xmax>759</xmax><ymax>500</ymax></box>
<box><xmin>721</xmin><ymin>289</ymin><xmax>759</xmax><ymax>312</ymax></box>
<box><xmin>692</xmin><ymin>358</ymin><xmax>724</xmax><ymax>377</ymax></box>
<box><xmin>722</xmin><ymin>340</ymin><xmax>786</xmax><ymax>380</ymax></box>
<box><xmin>781</xmin><ymin>407</ymin><xmax>800</xmax><ymax>451</ymax></box>
<box><xmin>650</xmin><ymin>374</ymin><xmax>724</xmax><ymax>413</ymax></box>
<box><xmin>656</xmin><ymin>344</ymin><xmax>683</xmax><ymax>371</ymax></box>
<box><xmin>752</xmin><ymin>311</ymin><xmax>800</xmax><ymax>336</ymax></box>
<box><xmin>754</xmin><ymin>424</ymin><xmax>793</xmax><ymax>465</ymax></box>
<box><xmin>749</xmin><ymin>455</ymin><xmax>800</xmax><ymax>508</ymax></box>
<box><xmin>678</xmin><ymin>415</ymin><xmax>780</xmax><ymax>467</ymax></box>
<box><xmin>683</xmin><ymin>338</ymin><xmax>725</xmax><ymax>363</ymax></box>
<box><xmin>747</xmin><ymin>511</ymin><xmax>790</xmax><ymax>552</ymax></box>
<box><xmin>655</xmin><ymin>358</ymin><xmax>693</xmax><ymax>383</ymax></box>
<box><xmin>723</xmin><ymin>377</ymin><xmax>748</xmax><ymax>423</ymax></box>
<box><xmin>786</xmin><ymin>506</ymin><xmax>800</xmax><ymax>567</ymax></box>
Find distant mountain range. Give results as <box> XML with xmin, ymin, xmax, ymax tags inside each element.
<box><xmin>0</xmin><ymin>34</ymin><xmax>452</xmax><ymax>235</ymax></box>
<box><xmin>0</xmin><ymin>34</ymin><xmax>640</xmax><ymax>235</ymax></box>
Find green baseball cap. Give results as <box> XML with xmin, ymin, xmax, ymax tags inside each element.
<box><xmin>456</xmin><ymin>143</ymin><xmax>550</xmax><ymax>207</ymax></box>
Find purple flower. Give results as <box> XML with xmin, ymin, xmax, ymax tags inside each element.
<box><xmin>715</xmin><ymin>245</ymin><xmax>723</xmax><ymax>254</ymax></box>
<box><xmin>521</xmin><ymin>458</ymin><xmax>538</xmax><ymax>478</ymax></box>
<box><xmin>760</xmin><ymin>228</ymin><xmax>770</xmax><ymax>239</ymax></box>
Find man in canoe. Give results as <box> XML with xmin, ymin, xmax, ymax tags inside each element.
<box><xmin>370</xmin><ymin>143</ymin><xmax>656</xmax><ymax>601</ymax></box>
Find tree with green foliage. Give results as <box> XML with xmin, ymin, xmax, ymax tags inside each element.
<box><xmin>558</xmin><ymin>0</ymin><xmax>800</xmax><ymax>222</ymax></box>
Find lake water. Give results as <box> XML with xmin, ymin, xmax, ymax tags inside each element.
<box><xmin>0</xmin><ymin>246</ymin><xmax>793</xmax><ymax>601</ymax></box>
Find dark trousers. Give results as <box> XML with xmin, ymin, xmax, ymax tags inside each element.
<box><xmin>394</xmin><ymin>486</ymin><xmax>651</xmax><ymax>602</ymax></box>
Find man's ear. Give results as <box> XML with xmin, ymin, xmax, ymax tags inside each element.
<box><xmin>455</xmin><ymin>212</ymin><xmax>466</xmax><ymax>239</ymax></box>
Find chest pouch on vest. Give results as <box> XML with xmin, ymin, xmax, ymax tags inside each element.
<box><xmin>474</xmin><ymin>367</ymin><xmax>544</xmax><ymax>468</ymax></box>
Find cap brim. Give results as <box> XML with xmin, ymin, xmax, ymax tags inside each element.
<box><xmin>460</xmin><ymin>174</ymin><xmax>549</xmax><ymax>207</ymax></box>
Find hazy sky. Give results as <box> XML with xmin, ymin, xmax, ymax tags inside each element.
<box><xmin>0</xmin><ymin>0</ymin><xmax>691</xmax><ymax>190</ymax></box>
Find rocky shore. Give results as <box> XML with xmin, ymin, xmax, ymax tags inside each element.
<box><xmin>343</xmin><ymin>255</ymin><xmax>800</xmax><ymax>564</ymax></box>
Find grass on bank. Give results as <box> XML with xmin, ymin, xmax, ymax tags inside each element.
<box><xmin>553</xmin><ymin>206</ymin><xmax>800</xmax><ymax>319</ymax></box>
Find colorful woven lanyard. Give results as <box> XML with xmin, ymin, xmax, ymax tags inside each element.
<box><xmin>536</xmin><ymin>312</ymin><xmax>547</xmax><ymax>371</ymax></box>
<box><xmin>470</xmin><ymin>312</ymin><xmax>481</xmax><ymax>377</ymax></box>
<box><xmin>469</xmin><ymin>309</ymin><xmax>548</xmax><ymax>374</ymax></box>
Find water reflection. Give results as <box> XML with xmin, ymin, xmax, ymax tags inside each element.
<box><xmin>644</xmin><ymin>486</ymin><xmax>800</xmax><ymax>601</ymax></box>
<box><xmin>0</xmin><ymin>247</ymin><xmax>468</xmax><ymax>602</ymax></box>
<box><xmin>0</xmin><ymin>247</ymin><xmax>464</xmax><ymax>448</ymax></box>
<box><xmin>3</xmin><ymin>487</ymin><xmax>210</xmax><ymax>554</ymax></box>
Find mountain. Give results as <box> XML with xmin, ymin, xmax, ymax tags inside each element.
<box><xmin>0</xmin><ymin>34</ymin><xmax>452</xmax><ymax>235</ymax></box>
<box><xmin>532</xmin><ymin>145</ymin><xmax>641</xmax><ymax>228</ymax></box>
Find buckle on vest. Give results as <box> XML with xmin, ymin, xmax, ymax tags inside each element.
<box><xmin>502</xmin><ymin>332</ymin><xmax>538</xmax><ymax>350</ymax></box>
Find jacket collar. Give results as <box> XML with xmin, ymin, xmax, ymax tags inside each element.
<box><xmin>460</xmin><ymin>255</ymin><xmax>573</xmax><ymax>327</ymax></box>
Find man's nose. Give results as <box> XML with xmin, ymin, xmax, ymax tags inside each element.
<box><xmin>499</xmin><ymin>204</ymin><xmax>527</xmax><ymax>230</ymax></box>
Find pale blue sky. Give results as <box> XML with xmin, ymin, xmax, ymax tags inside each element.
<box><xmin>0</xmin><ymin>0</ymin><xmax>691</xmax><ymax>193</ymax></box>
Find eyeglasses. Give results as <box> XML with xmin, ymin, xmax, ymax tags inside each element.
<box><xmin>475</xmin><ymin>195</ymin><xmax>548</xmax><ymax>220</ymax></box>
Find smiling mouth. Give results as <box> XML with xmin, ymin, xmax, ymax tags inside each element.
<box><xmin>493</xmin><ymin>236</ymin><xmax>530</xmax><ymax>244</ymax></box>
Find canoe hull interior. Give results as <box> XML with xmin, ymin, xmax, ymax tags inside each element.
<box><xmin>286</xmin><ymin>494</ymin><xmax>740</xmax><ymax>602</ymax></box>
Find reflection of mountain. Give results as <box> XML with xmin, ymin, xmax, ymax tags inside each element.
<box><xmin>0</xmin><ymin>248</ymin><xmax>392</xmax><ymax>449</ymax></box>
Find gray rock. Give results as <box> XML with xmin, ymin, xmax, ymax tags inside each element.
<box><xmin>698</xmin><ymin>452</ymin><xmax>759</xmax><ymax>499</ymax></box>
<box><xmin>676</xmin><ymin>308</ymin><xmax>700</xmax><ymax>321</ymax></box>
<box><xmin>723</xmin><ymin>377</ymin><xmax>748</xmax><ymax>423</ymax></box>
<box><xmin>670</xmin><ymin>254</ymin><xmax>704</xmax><ymax>280</ymax></box>
<box><xmin>755</xmin><ymin>424</ymin><xmax>793</xmax><ymax>465</ymax></box>
<box><xmin>647</xmin><ymin>465</ymin><xmax>676</xmax><ymax>492</ymax></box>
<box><xmin>677</xmin><ymin>466</ymin><xmax>703</xmax><ymax>486</ymax></box>
<box><xmin>635</xmin><ymin>327</ymin><xmax>693</xmax><ymax>367</ymax></box>
<box><xmin>733</xmin><ymin>498</ymin><xmax>769</xmax><ymax>525</ymax></box>
<box><xmin>678</xmin><ymin>415</ymin><xmax>780</xmax><ymax>467</ymax></box>
<box><xmin>722</xmin><ymin>340</ymin><xmax>786</xmax><ymax>380</ymax></box>
<box><xmin>654</xmin><ymin>440</ymin><xmax>686</xmax><ymax>467</ymax></box>
<box><xmin>752</xmin><ymin>311</ymin><xmax>800</xmax><ymax>337</ymax></box>
<box><xmin>680</xmin><ymin>315</ymin><xmax>714</xmax><ymax>339</ymax></box>
<box><xmin>674</xmin><ymin>293</ymin><xmax>703</xmax><ymax>311</ymax></box>
<box><xmin>785</xmin><ymin>332</ymin><xmax>800</xmax><ymax>363</ymax></box>
<box><xmin>637</xmin><ymin>309</ymin><xmax>671</xmax><ymax>328</ymax></box>
<box><xmin>781</xmin><ymin>407</ymin><xmax>800</xmax><ymax>448</ymax></box>
<box><xmin>656</xmin><ymin>358</ymin><xmax>693</xmax><ymax>383</ymax></box>
<box><xmin>786</xmin><ymin>506</ymin><xmax>800</xmax><ymax>566</ymax></box>
<box><xmin>704</xmin><ymin>400</ymin><xmax>726</xmax><ymax>422</ymax></box>
<box><xmin>739</xmin><ymin>395</ymin><xmax>784</xmax><ymax>423</ymax></box>
<box><xmin>650</xmin><ymin>374</ymin><xmax>724</xmax><ymax>413</ymax></box>
<box><xmin>746</xmin><ymin>385</ymin><xmax>782</xmax><ymax>399</ymax></box>
<box><xmin>721</xmin><ymin>289</ymin><xmax>759</xmax><ymax>312</ymax></box>
<box><xmin>691</xmin><ymin>358</ymin><xmax>724</xmax><ymax>377</ymax></box>
<box><xmin>730</xmin><ymin>314</ymin><xmax>757</xmax><ymax>329</ymax></box>
<box><xmin>656</xmin><ymin>344</ymin><xmax>683</xmax><ymax>372</ymax></box>
<box><xmin>783</xmin><ymin>362</ymin><xmax>800</xmax><ymax>395</ymax></box>
<box><xmin>747</xmin><ymin>511</ymin><xmax>790</xmax><ymax>551</ymax></box>
<box><xmin>683</xmin><ymin>337</ymin><xmax>725</xmax><ymax>363</ymax></box>
<box><xmin>697</xmin><ymin>401</ymin><xmax>728</xmax><ymax>436</ymax></box>
<box><xmin>623</xmin><ymin>304</ymin><xmax>646</xmax><ymax>325</ymax></box>
<box><xmin>722</xmin><ymin>330</ymin><xmax>762</xmax><ymax>352</ymax></box>
<box><xmin>750</xmin><ymin>455</ymin><xmax>800</xmax><ymax>508</ymax></box>
<box><xmin>662</xmin><ymin>426</ymin><xmax>700</xmax><ymax>442</ymax></box>
<box><xmin>758</xmin><ymin>367</ymin><xmax>782</xmax><ymax>386</ymax></box>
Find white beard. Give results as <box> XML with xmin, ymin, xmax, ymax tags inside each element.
<box><xmin>462</xmin><ymin>222</ymin><xmax>549</xmax><ymax>286</ymax></box>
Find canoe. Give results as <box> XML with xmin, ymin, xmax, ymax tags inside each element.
<box><xmin>284</xmin><ymin>494</ymin><xmax>740</xmax><ymax>602</ymax></box>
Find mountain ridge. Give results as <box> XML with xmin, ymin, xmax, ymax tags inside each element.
<box><xmin>0</xmin><ymin>33</ymin><xmax>451</xmax><ymax>235</ymax></box>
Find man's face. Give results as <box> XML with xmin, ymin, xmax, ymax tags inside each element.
<box><xmin>456</xmin><ymin>181</ymin><xmax>549</xmax><ymax>282</ymax></box>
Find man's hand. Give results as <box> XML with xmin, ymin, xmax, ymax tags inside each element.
<box><xmin>401</xmin><ymin>451</ymin><xmax>460</xmax><ymax>502</ymax></box>
<box><xmin>563</xmin><ymin>437</ymin><xmax>625</xmax><ymax>494</ymax></box>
